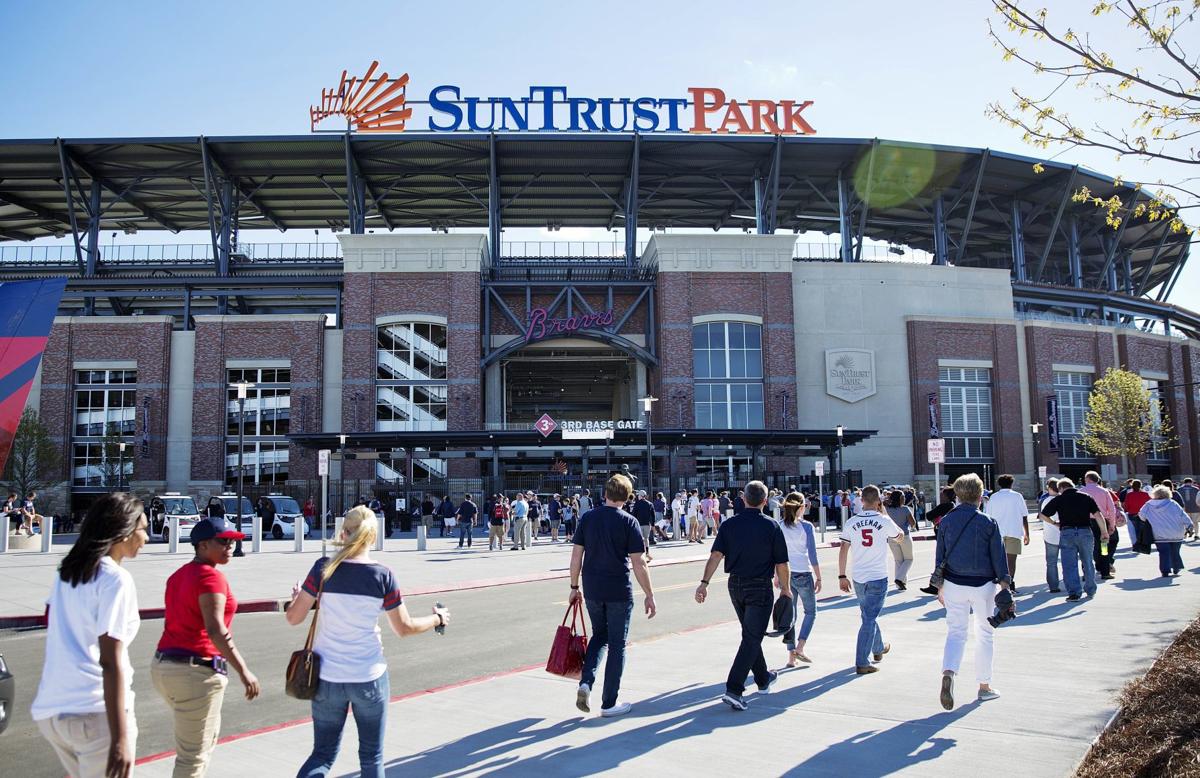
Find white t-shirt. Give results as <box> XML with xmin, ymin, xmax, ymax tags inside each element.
<box><xmin>32</xmin><ymin>557</ymin><xmax>140</xmax><ymax>720</ymax></box>
<box><xmin>987</xmin><ymin>489</ymin><xmax>1028</xmax><ymax>539</ymax></box>
<box><xmin>850</xmin><ymin>495</ymin><xmax>863</xmax><ymax>515</ymax></box>
<box><xmin>1040</xmin><ymin>495</ymin><xmax>1061</xmax><ymax>545</ymax></box>
<box><xmin>839</xmin><ymin>510</ymin><xmax>902</xmax><ymax>583</ymax></box>
<box><xmin>301</xmin><ymin>557</ymin><xmax>403</xmax><ymax>683</ymax></box>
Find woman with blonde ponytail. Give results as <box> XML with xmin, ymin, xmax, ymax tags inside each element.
<box><xmin>286</xmin><ymin>506</ymin><xmax>450</xmax><ymax>777</ymax></box>
<box><xmin>776</xmin><ymin>492</ymin><xmax>822</xmax><ymax>667</ymax></box>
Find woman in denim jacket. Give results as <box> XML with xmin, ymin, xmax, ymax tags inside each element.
<box><xmin>934</xmin><ymin>473</ymin><xmax>1012</xmax><ymax>710</ymax></box>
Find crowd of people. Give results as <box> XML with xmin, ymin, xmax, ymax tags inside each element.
<box><xmin>26</xmin><ymin>467</ymin><xmax>1195</xmax><ymax>777</ymax></box>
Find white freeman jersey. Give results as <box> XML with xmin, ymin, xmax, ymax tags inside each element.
<box><xmin>839</xmin><ymin>510</ymin><xmax>902</xmax><ymax>583</ymax></box>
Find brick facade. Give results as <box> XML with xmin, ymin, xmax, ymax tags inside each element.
<box><xmin>40</xmin><ymin>317</ymin><xmax>173</xmax><ymax>486</ymax></box>
<box><xmin>341</xmin><ymin>272</ymin><xmax>482</xmax><ymax>480</ymax></box>
<box><xmin>1117</xmin><ymin>332</ymin><xmax>1195</xmax><ymax>476</ymax></box>
<box><xmin>906</xmin><ymin>319</ymin><xmax>1024</xmax><ymax>477</ymax></box>
<box><xmin>189</xmin><ymin>316</ymin><xmax>326</xmax><ymax>484</ymax></box>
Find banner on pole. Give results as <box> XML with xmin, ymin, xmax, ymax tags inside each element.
<box><xmin>927</xmin><ymin>393</ymin><xmax>940</xmax><ymax>439</ymax></box>
<box><xmin>1046</xmin><ymin>396</ymin><xmax>1060</xmax><ymax>452</ymax></box>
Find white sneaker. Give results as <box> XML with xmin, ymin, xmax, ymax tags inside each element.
<box><xmin>977</xmin><ymin>688</ymin><xmax>1000</xmax><ymax>702</ymax></box>
<box><xmin>576</xmin><ymin>683</ymin><xmax>591</xmax><ymax>713</ymax></box>
<box><xmin>600</xmin><ymin>701</ymin><xmax>632</xmax><ymax>717</ymax></box>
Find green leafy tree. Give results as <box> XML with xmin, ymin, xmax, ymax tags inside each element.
<box><xmin>2</xmin><ymin>408</ymin><xmax>63</xmax><ymax>499</ymax></box>
<box><xmin>1079</xmin><ymin>367</ymin><xmax>1175</xmax><ymax>458</ymax></box>
<box><xmin>986</xmin><ymin>1</ymin><xmax>1195</xmax><ymax>233</ymax></box>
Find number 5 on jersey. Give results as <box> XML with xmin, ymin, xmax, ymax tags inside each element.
<box><xmin>860</xmin><ymin>528</ymin><xmax>874</xmax><ymax>547</ymax></box>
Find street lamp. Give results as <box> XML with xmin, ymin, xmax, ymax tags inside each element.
<box><xmin>117</xmin><ymin>442</ymin><xmax>126</xmax><ymax>492</ymax></box>
<box><xmin>835</xmin><ymin>424</ymin><xmax>844</xmax><ymax>491</ymax></box>
<box><xmin>233</xmin><ymin>381</ymin><xmax>255</xmax><ymax>557</ymax></box>
<box><xmin>640</xmin><ymin>396</ymin><xmax>658</xmax><ymax>493</ymax></box>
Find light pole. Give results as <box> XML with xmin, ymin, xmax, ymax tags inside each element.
<box><xmin>640</xmin><ymin>396</ymin><xmax>658</xmax><ymax>493</ymax></box>
<box><xmin>233</xmin><ymin>381</ymin><xmax>255</xmax><ymax>557</ymax></box>
<box><xmin>339</xmin><ymin>433</ymin><xmax>348</xmax><ymax>516</ymax></box>
<box><xmin>117</xmin><ymin>441</ymin><xmax>126</xmax><ymax>492</ymax></box>
<box><xmin>835</xmin><ymin>424</ymin><xmax>844</xmax><ymax>492</ymax></box>
<box><xmin>1030</xmin><ymin>421</ymin><xmax>1042</xmax><ymax>487</ymax></box>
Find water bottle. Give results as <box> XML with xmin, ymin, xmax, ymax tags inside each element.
<box><xmin>1100</xmin><ymin>538</ymin><xmax>1109</xmax><ymax>557</ymax></box>
<box><xmin>435</xmin><ymin>601</ymin><xmax>446</xmax><ymax>635</ymax></box>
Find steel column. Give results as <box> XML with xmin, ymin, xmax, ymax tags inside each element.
<box><xmin>625</xmin><ymin>134</ymin><xmax>640</xmax><ymax>264</ymax></box>
<box><xmin>1032</xmin><ymin>166</ymin><xmax>1078</xmax><ymax>283</ymax></box>
<box><xmin>344</xmin><ymin>133</ymin><xmax>366</xmax><ymax>234</ymax></box>
<box><xmin>932</xmin><ymin>196</ymin><xmax>948</xmax><ymax>266</ymax></box>
<box><xmin>1010</xmin><ymin>201</ymin><xmax>1027</xmax><ymax>282</ymax></box>
<box><xmin>84</xmin><ymin>180</ymin><xmax>102</xmax><ymax>277</ymax></box>
<box><xmin>955</xmin><ymin>149</ymin><xmax>989</xmax><ymax>265</ymax></box>
<box><xmin>1123</xmin><ymin>252</ymin><xmax>1134</xmax><ymax>294</ymax></box>
<box><xmin>837</xmin><ymin>173</ymin><xmax>853</xmax><ymax>262</ymax></box>
<box><xmin>1067</xmin><ymin>218</ymin><xmax>1083</xmax><ymax>288</ymax></box>
<box><xmin>488</xmin><ymin>134</ymin><xmax>501</xmax><ymax>266</ymax></box>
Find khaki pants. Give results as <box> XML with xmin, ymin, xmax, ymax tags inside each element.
<box><xmin>488</xmin><ymin>524</ymin><xmax>506</xmax><ymax>549</ymax></box>
<box><xmin>151</xmin><ymin>658</ymin><xmax>229</xmax><ymax>778</ymax></box>
<box><xmin>37</xmin><ymin>711</ymin><xmax>138</xmax><ymax>778</ymax></box>
<box><xmin>890</xmin><ymin>533</ymin><xmax>914</xmax><ymax>583</ymax></box>
<box><xmin>1188</xmin><ymin>512</ymin><xmax>1200</xmax><ymax>536</ymax></box>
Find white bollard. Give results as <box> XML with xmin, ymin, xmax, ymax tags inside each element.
<box><xmin>819</xmin><ymin>506</ymin><xmax>827</xmax><ymax>542</ymax></box>
<box><xmin>251</xmin><ymin>515</ymin><xmax>261</xmax><ymax>553</ymax></box>
<box><xmin>334</xmin><ymin>515</ymin><xmax>345</xmax><ymax>541</ymax></box>
<box><xmin>169</xmin><ymin>516</ymin><xmax>180</xmax><ymax>554</ymax></box>
<box><xmin>40</xmin><ymin>516</ymin><xmax>53</xmax><ymax>553</ymax></box>
<box><xmin>0</xmin><ymin>523</ymin><xmax>8</xmax><ymax>553</ymax></box>
<box><xmin>374</xmin><ymin>517</ymin><xmax>384</xmax><ymax>551</ymax></box>
<box><xmin>416</xmin><ymin>524</ymin><xmax>427</xmax><ymax>551</ymax></box>
<box><xmin>294</xmin><ymin>515</ymin><xmax>303</xmax><ymax>552</ymax></box>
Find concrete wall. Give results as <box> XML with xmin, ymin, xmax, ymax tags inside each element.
<box><xmin>793</xmin><ymin>263</ymin><xmax>1015</xmax><ymax>485</ymax></box>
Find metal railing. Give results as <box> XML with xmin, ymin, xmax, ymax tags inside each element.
<box><xmin>791</xmin><ymin>242</ymin><xmax>934</xmax><ymax>264</ymax></box>
<box><xmin>0</xmin><ymin>242</ymin><xmax>346</xmax><ymax>266</ymax></box>
<box><xmin>501</xmin><ymin>241</ymin><xmax>645</xmax><ymax>259</ymax></box>
<box><xmin>1015</xmin><ymin>310</ymin><xmax>1186</xmax><ymax>339</ymax></box>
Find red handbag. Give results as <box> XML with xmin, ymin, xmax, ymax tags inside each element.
<box><xmin>546</xmin><ymin>600</ymin><xmax>589</xmax><ymax>679</ymax></box>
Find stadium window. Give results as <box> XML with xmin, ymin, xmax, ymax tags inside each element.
<box><xmin>376</xmin><ymin>321</ymin><xmax>448</xmax><ymax>480</ymax></box>
<box><xmin>692</xmin><ymin>322</ymin><xmax>764</xmax><ymax>429</ymax></box>
<box><xmin>71</xmin><ymin>369</ymin><xmax>137</xmax><ymax>487</ymax></box>
<box><xmin>225</xmin><ymin>367</ymin><xmax>291</xmax><ymax>486</ymax></box>
<box><xmin>1053</xmin><ymin>371</ymin><xmax>1095</xmax><ymax>462</ymax></box>
<box><xmin>937</xmin><ymin>367</ymin><xmax>995</xmax><ymax>463</ymax></box>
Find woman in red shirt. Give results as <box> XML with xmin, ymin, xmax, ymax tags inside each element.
<box><xmin>1123</xmin><ymin>479</ymin><xmax>1152</xmax><ymax>552</ymax></box>
<box><xmin>152</xmin><ymin>516</ymin><xmax>260</xmax><ymax>778</ymax></box>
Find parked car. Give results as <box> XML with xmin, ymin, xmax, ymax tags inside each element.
<box><xmin>0</xmin><ymin>652</ymin><xmax>12</xmax><ymax>735</ymax></box>
<box><xmin>148</xmin><ymin>494</ymin><xmax>201</xmax><ymax>543</ymax></box>
<box><xmin>262</xmin><ymin>494</ymin><xmax>309</xmax><ymax>539</ymax></box>
<box><xmin>206</xmin><ymin>494</ymin><xmax>255</xmax><ymax>537</ymax></box>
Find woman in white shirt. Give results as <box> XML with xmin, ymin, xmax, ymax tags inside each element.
<box><xmin>776</xmin><ymin>492</ymin><xmax>822</xmax><ymax>667</ymax></box>
<box><xmin>286</xmin><ymin>506</ymin><xmax>450</xmax><ymax>777</ymax></box>
<box><xmin>32</xmin><ymin>494</ymin><xmax>148</xmax><ymax>778</ymax></box>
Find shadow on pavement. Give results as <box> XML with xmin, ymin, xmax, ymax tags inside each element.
<box><xmin>379</xmin><ymin>668</ymin><xmax>865</xmax><ymax>776</ymax></box>
<box><xmin>781</xmin><ymin>702</ymin><xmax>980</xmax><ymax>777</ymax></box>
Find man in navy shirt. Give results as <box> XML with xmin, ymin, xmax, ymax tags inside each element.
<box><xmin>569</xmin><ymin>474</ymin><xmax>657</xmax><ymax>718</ymax></box>
<box><xmin>455</xmin><ymin>494</ymin><xmax>477</xmax><ymax>548</ymax></box>
<box><xmin>695</xmin><ymin>480</ymin><xmax>791</xmax><ymax>711</ymax></box>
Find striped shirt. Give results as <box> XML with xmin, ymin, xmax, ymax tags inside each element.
<box><xmin>302</xmin><ymin>557</ymin><xmax>402</xmax><ymax>683</ymax></box>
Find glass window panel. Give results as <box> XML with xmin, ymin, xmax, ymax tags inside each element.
<box><xmin>728</xmin><ymin>324</ymin><xmax>745</xmax><ymax>349</ymax></box>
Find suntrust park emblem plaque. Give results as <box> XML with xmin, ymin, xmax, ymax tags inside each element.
<box><xmin>825</xmin><ymin>349</ymin><xmax>877</xmax><ymax>403</ymax></box>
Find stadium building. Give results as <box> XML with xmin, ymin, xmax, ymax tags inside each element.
<box><xmin>0</xmin><ymin>132</ymin><xmax>1195</xmax><ymax>515</ymax></box>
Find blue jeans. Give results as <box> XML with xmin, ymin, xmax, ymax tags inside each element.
<box><xmin>1059</xmin><ymin>527</ymin><xmax>1098</xmax><ymax>597</ymax></box>
<box><xmin>1157</xmin><ymin>541</ymin><xmax>1184</xmax><ymax>575</ymax></box>
<box><xmin>726</xmin><ymin>576</ymin><xmax>773</xmax><ymax>695</ymax></box>
<box><xmin>1045</xmin><ymin>542</ymin><xmax>1060</xmax><ymax>590</ymax></box>
<box><xmin>783</xmin><ymin>572</ymin><xmax>817</xmax><ymax>650</ymax></box>
<box><xmin>458</xmin><ymin>521</ymin><xmax>473</xmax><ymax>546</ymax></box>
<box><xmin>580</xmin><ymin>599</ymin><xmax>634</xmax><ymax>710</ymax></box>
<box><xmin>854</xmin><ymin>578</ymin><xmax>887</xmax><ymax>668</ymax></box>
<box><xmin>297</xmin><ymin>673</ymin><xmax>389</xmax><ymax>778</ymax></box>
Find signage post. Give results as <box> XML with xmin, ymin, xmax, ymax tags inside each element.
<box><xmin>927</xmin><ymin>438</ymin><xmax>945</xmax><ymax>498</ymax></box>
<box><xmin>318</xmin><ymin>449</ymin><xmax>330</xmax><ymax>558</ymax></box>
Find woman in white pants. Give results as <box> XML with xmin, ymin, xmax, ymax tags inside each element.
<box><xmin>933</xmin><ymin>473</ymin><xmax>1013</xmax><ymax>710</ymax></box>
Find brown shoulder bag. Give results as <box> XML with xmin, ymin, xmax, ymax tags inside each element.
<box><xmin>285</xmin><ymin>578</ymin><xmax>324</xmax><ymax>699</ymax></box>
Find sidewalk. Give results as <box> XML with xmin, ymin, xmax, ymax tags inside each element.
<box><xmin>133</xmin><ymin>532</ymin><xmax>1200</xmax><ymax>777</ymax></box>
<box><xmin>0</xmin><ymin>521</ymin><xmax>921</xmax><ymax>622</ymax></box>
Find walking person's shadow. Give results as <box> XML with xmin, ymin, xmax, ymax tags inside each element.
<box><xmin>780</xmin><ymin>703</ymin><xmax>980</xmax><ymax>777</ymax></box>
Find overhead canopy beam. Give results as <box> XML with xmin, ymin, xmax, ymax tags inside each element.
<box><xmin>61</xmin><ymin>145</ymin><xmax>185</xmax><ymax>233</ymax></box>
<box><xmin>201</xmin><ymin>139</ymin><xmax>287</xmax><ymax>232</ymax></box>
<box><xmin>1031</xmin><ymin>165</ymin><xmax>1078</xmax><ymax>283</ymax></box>
<box><xmin>624</xmin><ymin>134</ymin><xmax>639</xmax><ymax>265</ymax></box>
<box><xmin>955</xmin><ymin>149</ymin><xmax>989</xmax><ymax>265</ymax></box>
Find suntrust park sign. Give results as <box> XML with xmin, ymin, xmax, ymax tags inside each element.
<box><xmin>311</xmin><ymin>61</ymin><xmax>816</xmax><ymax>135</ymax></box>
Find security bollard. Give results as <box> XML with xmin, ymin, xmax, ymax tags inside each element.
<box><xmin>374</xmin><ymin>518</ymin><xmax>385</xmax><ymax>551</ymax></box>
<box><xmin>417</xmin><ymin>524</ymin><xmax>427</xmax><ymax>551</ymax></box>
<box><xmin>334</xmin><ymin>515</ymin><xmax>345</xmax><ymax>541</ymax></box>
<box><xmin>0</xmin><ymin>524</ymin><xmax>8</xmax><ymax>553</ymax></box>
<box><xmin>819</xmin><ymin>506</ymin><xmax>827</xmax><ymax>542</ymax></box>
<box><xmin>169</xmin><ymin>516</ymin><xmax>180</xmax><ymax>553</ymax></box>
<box><xmin>251</xmin><ymin>515</ymin><xmax>262</xmax><ymax>553</ymax></box>
<box><xmin>40</xmin><ymin>516</ymin><xmax>53</xmax><ymax>553</ymax></box>
<box><xmin>294</xmin><ymin>516</ymin><xmax>303</xmax><ymax>552</ymax></box>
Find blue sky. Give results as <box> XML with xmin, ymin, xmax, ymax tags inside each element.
<box><xmin>1</xmin><ymin>0</ymin><xmax>1194</xmax><ymax>298</ymax></box>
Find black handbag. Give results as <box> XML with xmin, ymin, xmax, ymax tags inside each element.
<box><xmin>1132</xmin><ymin>516</ymin><xmax>1154</xmax><ymax>555</ymax></box>
<box><xmin>285</xmin><ymin>579</ymin><xmax>323</xmax><ymax>699</ymax></box>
